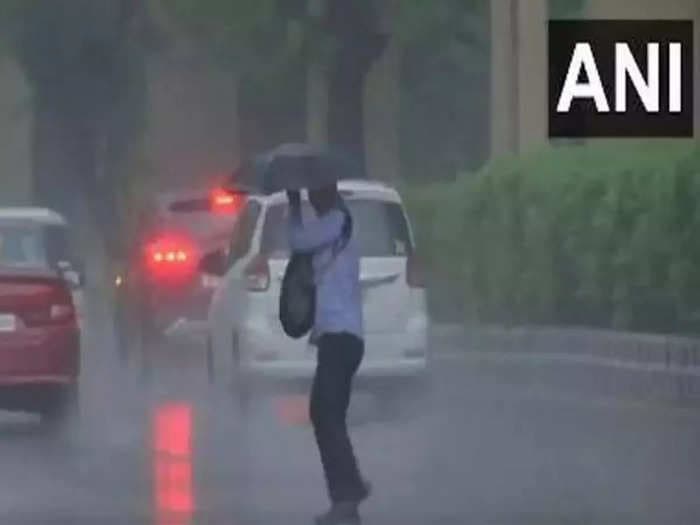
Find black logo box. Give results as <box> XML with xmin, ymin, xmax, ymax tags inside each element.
<box><xmin>549</xmin><ymin>20</ymin><xmax>694</xmax><ymax>138</ymax></box>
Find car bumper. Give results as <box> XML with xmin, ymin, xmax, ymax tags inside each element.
<box><xmin>0</xmin><ymin>325</ymin><xmax>80</xmax><ymax>379</ymax></box>
<box><xmin>239</xmin><ymin>326</ymin><xmax>429</xmax><ymax>384</ymax></box>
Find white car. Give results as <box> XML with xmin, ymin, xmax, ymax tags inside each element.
<box><xmin>202</xmin><ymin>180</ymin><xmax>430</xmax><ymax>396</ymax></box>
<box><xmin>0</xmin><ymin>208</ymin><xmax>86</xmax><ymax>330</ymax></box>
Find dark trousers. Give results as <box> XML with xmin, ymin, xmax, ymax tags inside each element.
<box><xmin>310</xmin><ymin>332</ymin><xmax>365</xmax><ymax>503</ymax></box>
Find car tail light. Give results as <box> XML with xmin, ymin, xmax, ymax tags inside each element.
<box><xmin>145</xmin><ymin>235</ymin><xmax>197</xmax><ymax>279</ymax></box>
<box><xmin>211</xmin><ymin>188</ymin><xmax>242</xmax><ymax>214</ymax></box>
<box><xmin>244</xmin><ymin>254</ymin><xmax>270</xmax><ymax>292</ymax></box>
<box><xmin>406</xmin><ymin>254</ymin><xmax>426</xmax><ymax>288</ymax></box>
<box><xmin>21</xmin><ymin>284</ymin><xmax>76</xmax><ymax>327</ymax></box>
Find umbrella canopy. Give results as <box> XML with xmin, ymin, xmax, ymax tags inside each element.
<box><xmin>253</xmin><ymin>143</ymin><xmax>365</xmax><ymax>194</ymax></box>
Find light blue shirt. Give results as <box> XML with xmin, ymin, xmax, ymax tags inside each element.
<box><xmin>288</xmin><ymin>207</ymin><xmax>364</xmax><ymax>342</ymax></box>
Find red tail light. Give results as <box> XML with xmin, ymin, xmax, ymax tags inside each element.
<box><xmin>211</xmin><ymin>188</ymin><xmax>242</xmax><ymax>214</ymax></box>
<box><xmin>406</xmin><ymin>254</ymin><xmax>426</xmax><ymax>288</ymax></box>
<box><xmin>244</xmin><ymin>254</ymin><xmax>270</xmax><ymax>292</ymax></box>
<box><xmin>145</xmin><ymin>235</ymin><xmax>197</xmax><ymax>279</ymax></box>
<box><xmin>20</xmin><ymin>283</ymin><xmax>76</xmax><ymax>327</ymax></box>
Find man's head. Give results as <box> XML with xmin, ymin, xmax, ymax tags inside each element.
<box><xmin>308</xmin><ymin>183</ymin><xmax>339</xmax><ymax>216</ymax></box>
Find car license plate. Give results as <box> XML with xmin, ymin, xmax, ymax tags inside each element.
<box><xmin>0</xmin><ymin>314</ymin><xmax>16</xmax><ymax>332</ymax></box>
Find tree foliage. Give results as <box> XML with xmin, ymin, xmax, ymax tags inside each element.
<box><xmin>162</xmin><ymin>0</ymin><xmax>307</xmax><ymax>74</ymax></box>
<box><xmin>400</xmin><ymin>0</ymin><xmax>489</xmax><ymax>180</ymax></box>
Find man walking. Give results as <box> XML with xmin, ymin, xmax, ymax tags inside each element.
<box><xmin>287</xmin><ymin>184</ymin><xmax>370</xmax><ymax>525</ymax></box>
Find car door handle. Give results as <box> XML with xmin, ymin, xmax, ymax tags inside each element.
<box><xmin>360</xmin><ymin>274</ymin><xmax>399</xmax><ymax>287</ymax></box>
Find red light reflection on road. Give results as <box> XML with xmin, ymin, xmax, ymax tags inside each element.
<box><xmin>152</xmin><ymin>403</ymin><xmax>194</xmax><ymax>525</ymax></box>
<box><xmin>274</xmin><ymin>394</ymin><xmax>310</xmax><ymax>426</ymax></box>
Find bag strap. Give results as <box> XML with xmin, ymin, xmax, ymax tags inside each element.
<box><xmin>314</xmin><ymin>208</ymin><xmax>352</xmax><ymax>279</ymax></box>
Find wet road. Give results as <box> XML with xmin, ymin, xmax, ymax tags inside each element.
<box><xmin>1</xmin><ymin>300</ymin><xmax>700</xmax><ymax>524</ymax></box>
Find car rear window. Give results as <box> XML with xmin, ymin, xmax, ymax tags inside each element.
<box><xmin>168</xmin><ymin>198</ymin><xmax>210</xmax><ymax>213</ymax></box>
<box><xmin>0</xmin><ymin>223</ymin><xmax>48</xmax><ymax>268</ymax></box>
<box><xmin>149</xmin><ymin>196</ymin><xmax>242</xmax><ymax>242</ymax></box>
<box><xmin>261</xmin><ymin>199</ymin><xmax>413</xmax><ymax>259</ymax></box>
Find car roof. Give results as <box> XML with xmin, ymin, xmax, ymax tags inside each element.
<box><xmin>0</xmin><ymin>264</ymin><xmax>60</xmax><ymax>280</ymax></box>
<box><xmin>251</xmin><ymin>179</ymin><xmax>403</xmax><ymax>207</ymax></box>
<box><xmin>0</xmin><ymin>207</ymin><xmax>67</xmax><ymax>226</ymax></box>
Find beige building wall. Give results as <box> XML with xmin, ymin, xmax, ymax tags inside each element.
<box><xmin>490</xmin><ymin>0</ymin><xmax>548</xmax><ymax>157</ymax></box>
<box><xmin>516</xmin><ymin>0</ymin><xmax>548</xmax><ymax>152</ymax></box>
<box><xmin>490</xmin><ymin>0</ymin><xmax>518</xmax><ymax>157</ymax></box>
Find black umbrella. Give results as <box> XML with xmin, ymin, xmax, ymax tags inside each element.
<box><xmin>254</xmin><ymin>143</ymin><xmax>364</xmax><ymax>194</ymax></box>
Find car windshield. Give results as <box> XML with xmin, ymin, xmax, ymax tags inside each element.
<box><xmin>0</xmin><ymin>223</ymin><xmax>48</xmax><ymax>268</ymax></box>
<box><xmin>141</xmin><ymin>196</ymin><xmax>243</xmax><ymax>247</ymax></box>
<box><xmin>261</xmin><ymin>198</ymin><xmax>413</xmax><ymax>259</ymax></box>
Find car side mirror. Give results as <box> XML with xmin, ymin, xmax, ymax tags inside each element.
<box><xmin>199</xmin><ymin>250</ymin><xmax>227</xmax><ymax>277</ymax></box>
<box><xmin>57</xmin><ymin>260</ymin><xmax>85</xmax><ymax>289</ymax></box>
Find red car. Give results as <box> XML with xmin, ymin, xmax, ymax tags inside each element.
<box><xmin>0</xmin><ymin>209</ymin><xmax>81</xmax><ymax>424</ymax></box>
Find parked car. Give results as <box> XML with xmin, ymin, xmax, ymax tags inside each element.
<box><xmin>0</xmin><ymin>208</ymin><xmax>82</xmax><ymax>424</ymax></box>
<box><xmin>0</xmin><ymin>208</ymin><xmax>85</xmax><ymax>319</ymax></box>
<box><xmin>201</xmin><ymin>180</ymin><xmax>430</xmax><ymax>404</ymax></box>
<box><xmin>114</xmin><ymin>186</ymin><xmax>246</xmax><ymax>367</ymax></box>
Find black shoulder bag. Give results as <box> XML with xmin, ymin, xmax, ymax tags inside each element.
<box><xmin>279</xmin><ymin>208</ymin><xmax>352</xmax><ymax>339</ymax></box>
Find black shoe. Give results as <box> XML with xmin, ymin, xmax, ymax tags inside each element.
<box><xmin>314</xmin><ymin>502</ymin><xmax>360</xmax><ymax>525</ymax></box>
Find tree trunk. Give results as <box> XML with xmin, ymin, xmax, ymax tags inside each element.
<box><xmin>307</xmin><ymin>61</ymin><xmax>329</xmax><ymax>145</ymax></box>
<box><xmin>490</xmin><ymin>0</ymin><xmax>518</xmax><ymax>157</ymax></box>
<box><xmin>325</xmin><ymin>0</ymin><xmax>388</xmax><ymax>175</ymax></box>
<box><xmin>31</xmin><ymin>101</ymin><xmax>117</xmax><ymax>258</ymax></box>
<box><xmin>515</xmin><ymin>0</ymin><xmax>547</xmax><ymax>153</ymax></box>
<box><xmin>306</xmin><ymin>0</ymin><xmax>328</xmax><ymax>146</ymax></box>
<box><xmin>32</xmin><ymin>104</ymin><xmax>89</xmax><ymax>224</ymax></box>
<box><xmin>0</xmin><ymin>57</ymin><xmax>32</xmax><ymax>206</ymax></box>
<box><xmin>327</xmin><ymin>57</ymin><xmax>367</xmax><ymax>166</ymax></box>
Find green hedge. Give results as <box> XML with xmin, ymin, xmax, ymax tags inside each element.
<box><xmin>403</xmin><ymin>140</ymin><xmax>700</xmax><ymax>333</ymax></box>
